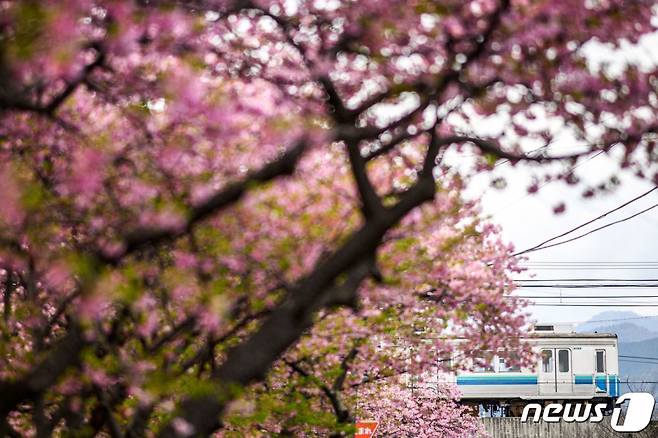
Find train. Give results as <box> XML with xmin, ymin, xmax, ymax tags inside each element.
<box><xmin>450</xmin><ymin>323</ymin><xmax>619</xmax><ymax>416</ymax></box>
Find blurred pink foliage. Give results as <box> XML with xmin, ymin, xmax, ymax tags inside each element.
<box><xmin>0</xmin><ymin>0</ymin><xmax>656</xmax><ymax>435</ymax></box>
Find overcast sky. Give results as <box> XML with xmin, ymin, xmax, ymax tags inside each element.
<box><xmin>459</xmin><ymin>31</ymin><xmax>658</xmax><ymax>326</ymax></box>
<box><xmin>372</xmin><ymin>30</ymin><xmax>658</xmax><ymax>326</ymax></box>
<box><xmin>472</xmin><ymin>151</ymin><xmax>658</xmax><ymax>325</ymax></box>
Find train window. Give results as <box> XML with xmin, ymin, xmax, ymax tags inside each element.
<box><xmin>541</xmin><ymin>350</ymin><xmax>553</xmax><ymax>373</ymax></box>
<box><xmin>558</xmin><ymin>349</ymin><xmax>570</xmax><ymax>372</ymax></box>
<box><xmin>498</xmin><ymin>357</ymin><xmax>521</xmax><ymax>373</ymax></box>
<box><xmin>596</xmin><ymin>350</ymin><xmax>606</xmax><ymax>373</ymax></box>
<box><xmin>474</xmin><ymin>353</ymin><xmax>495</xmax><ymax>372</ymax></box>
<box><xmin>474</xmin><ymin>359</ymin><xmax>495</xmax><ymax>372</ymax></box>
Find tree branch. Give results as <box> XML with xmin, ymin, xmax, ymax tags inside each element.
<box><xmin>0</xmin><ymin>45</ymin><xmax>105</xmax><ymax>115</ymax></box>
<box><xmin>363</xmin><ymin>129</ymin><xmax>425</xmax><ymax>161</ymax></box>
<box><xmin>284</xmin><ymin>346</ymin><xmax>358</xmax><ymax>425</ymax></box>
<box><xmin>436</xmin><ymin>134</ymin><xmax>636</xmax><ymax>163</ymax></box>
<box><xmin>332</xmin><ymin>346</ymin><xmax>358</xmax><ymax>397</ymax></box>
<box><xmin>345</xmin><ymin>139</ymin><xmax>384</xmax><ymax>219</ymax></box>
<box><xmin>157</xmin><ymin>126</ymin><xmax>446</xmax><ymax>437</ymax></box>
<box><xmin>0</xmin><ymin>323</ymin><xmax>85</xmax><ymax>418</ymax></box>
<box><xmin>100</xmin><ymin>139</ymin><xmax>307</xmax><ymax>264</ymax></box>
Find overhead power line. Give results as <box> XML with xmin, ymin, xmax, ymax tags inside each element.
<box><xmin>530</xmin><ymin>303</ymin><xmax>658</xmax><ymax>307</ymax></box>
<box><xmin>521</xmin><ymin>262</ymin><xmax>658</xmax><ymax>265</ymax></box>
<box><xmin>515</xmin><ymin>278</ymin><xmax>658</xmax><ymax>282</ymax></box>
<box><xmin>522</xmin><ymin>266</ymin><xmax>658</xmax><ymax>271</ymax></box>
<box><xmin>522</xmin><ymin>260</ymin><xmax>658</xmax><ymax>263</ymax></box>
<box><xmin>619</xmin><ymin>359</ymin><xmax>658</xmax><ymax>366</ymax></box>
<box><xmin>516</xmin><ymin>284</ymin><xmax>658</xmax><ymax>288</ymax></box>
<box><xmin>514</xmin><ymin>295</ymin><xmax>658</xmax><ymax>300</ymax></box>
<box><xmin>620</xmin><ymin>355</ymin><xmax>658</xmax><ymax>361</ymax></box>
<box><xmin>513</xmin><ymin>186</ymin><xmax>658</xmax><ymax>256</ymax></box>
<box><xmin>617</xmin><ymin>381</ymin><xmax>658</xmax><ymax>384</ymax></box>
<box><xmin>619</xmin><ymin>360</ymin><xmax>658</xmax><ymax>366</ymax></box>
<box><xmin>518</xmin><ymin>202</ymin><xmax>658</xmax><ymax>255</ymax></box>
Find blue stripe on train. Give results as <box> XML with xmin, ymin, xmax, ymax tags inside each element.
<box><xmin>457</xmin><ymin>374</ymin><xmax>619</xmax><ymax>393</ymax></box>
<box><xmin>574</xmin><ymin>375</ymin><xmax>619</xmax><ymax>395</ymax></box>
<box><xmin>574</xmin><ymin>375</ymin><xmax>593</xmax><ymax>384</ymax></box>
<box><xmin>609</xmin><ymin>375</ymin><xmax>618</xmax><ymax>397</ymax></box>
<box><xmin>456</xmin><ymin>376</ymin><xmax>537</xmax><ymax>385</ymax></box>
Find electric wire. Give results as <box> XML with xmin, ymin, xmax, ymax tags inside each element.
<box><xmin>528</xmin><ymin>303</ymin><xmax>658</xmax><ymax>307</ymax></box>
<box><xmin>516</xmin><ymin>284</ymin><xmax>658</xmax><ymax>288</ymax></box>
<box><xmin>515</xmin><ymin>278</ymin><xmax>658</xmax><ymax>282</ymax></box>
<box><xmin>512</xmin><ymin>186</ymin><xmax>658</xmax><ymax>256</ymax></box>
<box><xmin>518</xmin><ymin>297</ymin><xmax>658</xmax><ymax>299</ymax></box>
<box><xmin>620</xmin><ymin>355</ymin><xmax>658</xmax><ymax>361</ymax></box>
<box><xmin>517</xmin><ymin>202</ymin><xmax>658</xmax><ymax>256</ymax></box>
<box><xmin>516</xmin><ymin>266</ymin><xmax>658</xmax><ymax>271</ymax></box>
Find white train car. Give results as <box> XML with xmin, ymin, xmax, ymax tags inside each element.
<box><xmin>452</xmin><ymin>324</ymin><xmax>619</xmax><ymax>412</ymax></box>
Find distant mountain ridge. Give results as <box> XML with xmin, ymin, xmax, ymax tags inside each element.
<box><xmin>577</xmin><ymin>311</ymin><xmax>658</xmax><ymax>335</ymax></box>
<box><xmin>579</xmin><ymin>322</ymin><xmax>657</xmax><ymax>342</ymax></box>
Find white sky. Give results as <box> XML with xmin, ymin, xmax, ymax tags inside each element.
<box><xmin>371</xmin><ymin>29</ymin><xmax>658</xmax><ymax>325</ymax></box>
<box><xmin>472</xmin><ymin>150</ymin><xmax>658</xmax><ymax>325</ymax></box>
<box><xmin>460</xmin><ymin>31</ymin><xmax>658</xmax><ymax>325</ymax></box>
<box><xmin>477</xmin><ymin>32</ymin><xmax>658</xmax><ymax>325</ymax></box>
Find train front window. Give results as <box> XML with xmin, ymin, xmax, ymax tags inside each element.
<box><xmin>596</xmin><ymin>350</ymin><xmax>606</xmax><ymax>373</ymax></box>
<box><xmin>541</xmin><ymin>350</ymin><xmax>553</xmax><ymax>373</ymax></box>
<box><xmin>558</xmin><ymin>349</ymin><xmax>570</xmax><ymax>372</ymax></box>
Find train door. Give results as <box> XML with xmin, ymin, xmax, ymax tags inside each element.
<box><xmin>539</xmin><ymin>349</ymin><xmax>555</xmax><ymax>395</ymax></box>
<box><xmin>539</xmin><ymin>348</ymin><xmax>573</xmax><ymax>395</ymax></box>
<box><xmin>556</xmin><ymin>349</ymin><xmax>573</xmax><ymax>393</ymax></box>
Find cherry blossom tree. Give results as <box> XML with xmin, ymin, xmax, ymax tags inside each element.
<box><xmin>217</xmin><ymin>155</ymin><xmax>526</xmax><ymax>436</ymax></box>
<box><xmin>0</xmin><ymin>0</ymin><xmax>657</xmax><ymax>436</ymax></box>
<box><xmin>357</xmin><ymin>384</ymin><xmax>484</xmax><ymax>438</ymax></box>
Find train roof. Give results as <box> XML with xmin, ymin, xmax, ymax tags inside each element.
<box><xmin>432</xmin><ymin>324</ymin><xmax>618</xmax><ymax>341</ymax></box>
<box><xmin>527</xmin><ymin>332</ymin><xmax>617</xmax><ymax>338</ymax></box>
<box><xmin>446</xmin><ymin>332</ymin><xmax>617</xmax><ymax>341</ymax></box>
<box><xmin>526</xmin><ymin>323</ymin><xmax>617</xmax><ymax>338</ymax></box>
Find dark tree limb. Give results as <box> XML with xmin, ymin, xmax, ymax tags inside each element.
<box><xmin>3</xmin><ymin>271</ymin><xmax>13</xmax><ymax>327</ymax></box>
<box><xmin>0</xmin><ymin>45</ymin><xmax>105</xmax><ymax>115</ymax></box>
<box><xmin>363</xmin><ymin>129</ymin><xmax>425</xmax><ymax>162</ymax></box>
<box><xmin>435</xmin><ymin>133</ymin><xmax>651</xmax><ymax>164</ymax></box>
<box><xmin>0</xmin><ymin>323</ymin><xmax>85</xmax><ymax>418</ymax></box>
<box><xmin>0</xmin><ymin>129</ymin><xmax>307</xmax><ymax>431</ymax></box>
<box><xmin>41</xmin><ymin>288</ymin><xmax>82</xmax><ymax>341</ymax></box>
<box><xmin>284</xmin><ymin>346</ymin><xmax>358</xmax><ymax>425</ymax></box>
<box><xmin>333</xmin><ymin>347</ymin><xmax>359</xmax><ymax>395</ymax></box>
<box><xmin>178</xmin><ymin>309</ymin><xmax>271</xmax><ymax>373</ymax></box>
<box><xmin>100</xmin><ymin>138</ymin><xmax>307</xmax><ymax>264</ymax></box>
<box><xmin>345</xmin><ymin>139</ymin><xmax>384</xmax><ymax>219</ymax></box>
<box><xmin>344</xmin><ymin>93</ymin><xmax>433</xmax><ymax>143</ymax></box>
<box><xmin>319</xmin><ymin>76</ymin><xmax>352</xmax><ymax>123</ymax></box>
<box><xmin>147</xmin><ymin>316</ymin><xmax>196</xmax><ymax>354</ymax></box>
<box><xmin>125</xmin><ymin>403</ymin><xmax>154</xmax><ymax>438</ymax></box>
<box><xmin>156</xmin><ymin>122</ymin><xmax>445</xmax><ymax>437</ymax></box>
<box><xmin>0</xmin><ymin>418</ymin><xmax>21</xmax><ymax>438</ymax></box>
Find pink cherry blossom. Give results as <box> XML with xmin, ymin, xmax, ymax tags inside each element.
<box><xmin>0</xmin><ymin>0</ymin><xmax>655</xmax><ymax>435</ymax></box>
